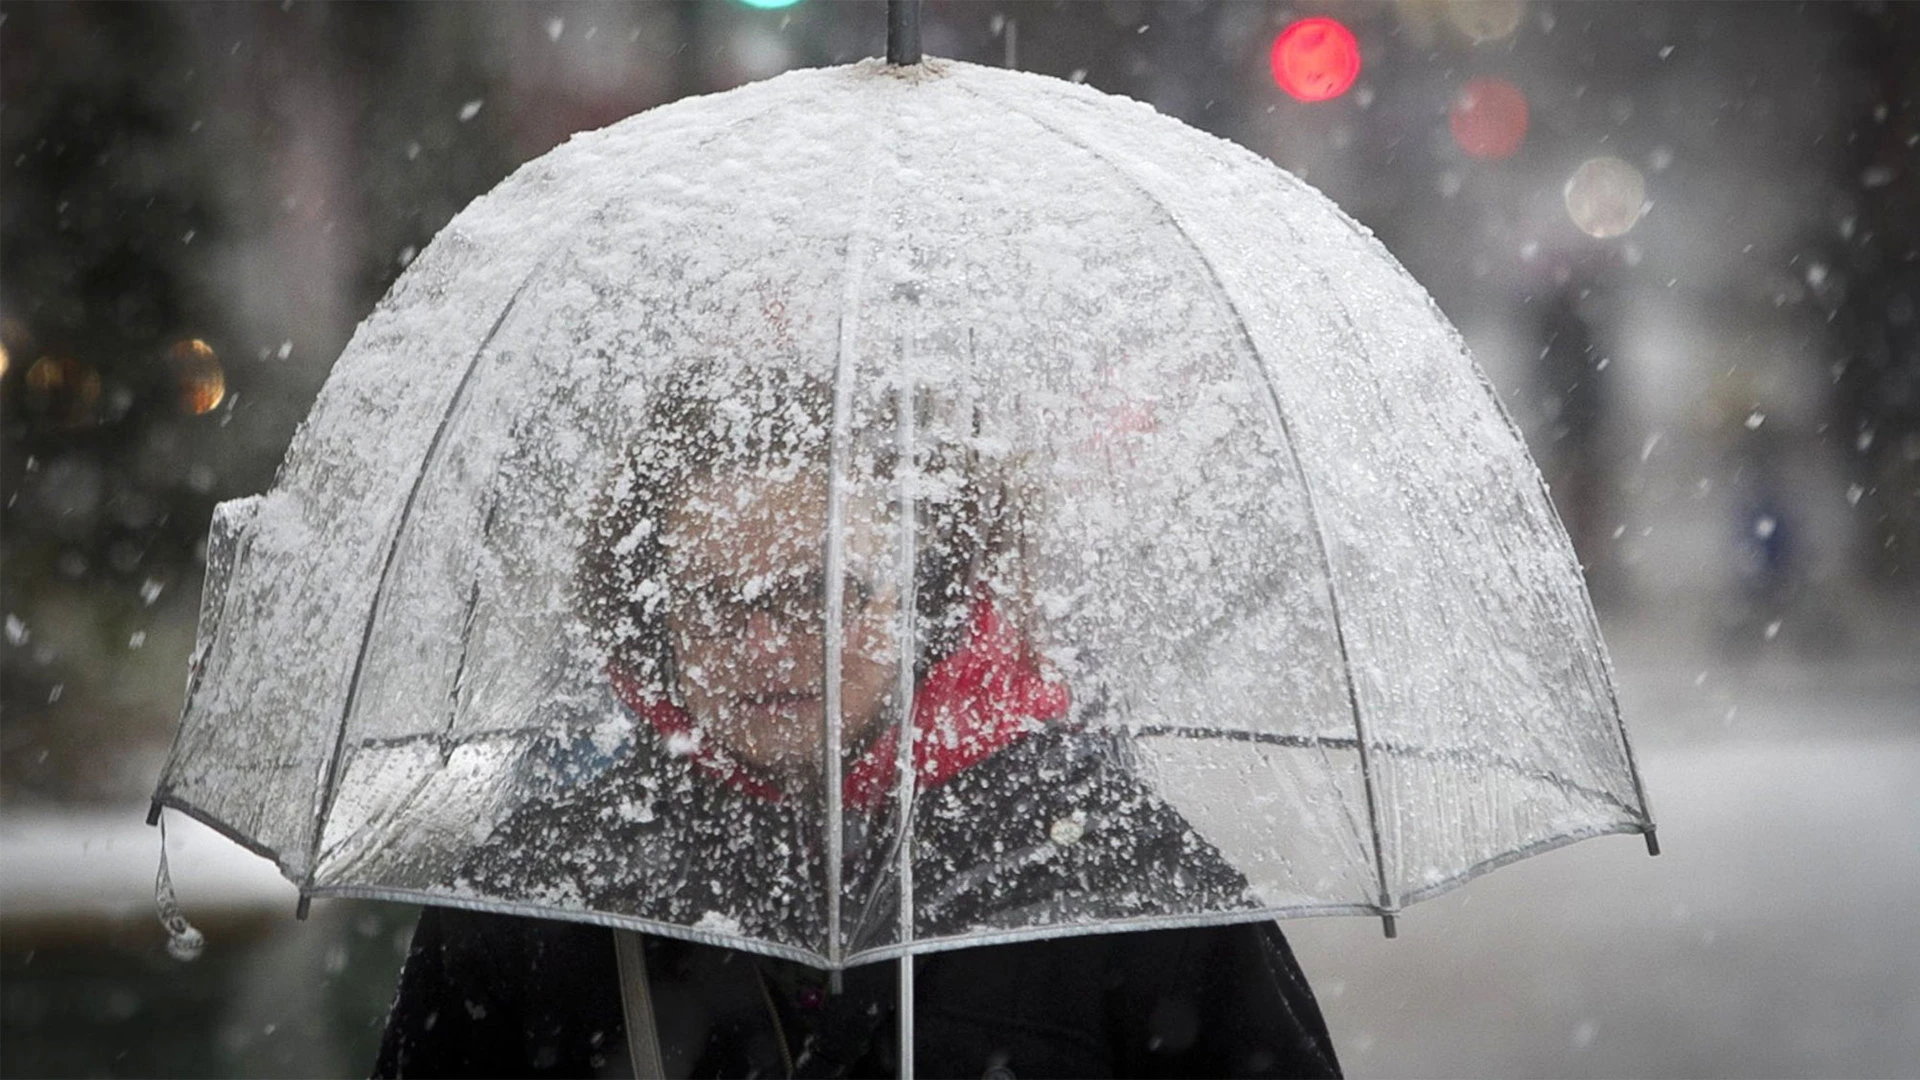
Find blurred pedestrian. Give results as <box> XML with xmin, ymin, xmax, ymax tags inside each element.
<box><xmin>1531</xmin><ymin>281</ymin><xmax>1620</xmax><ymax>605</ymax></box>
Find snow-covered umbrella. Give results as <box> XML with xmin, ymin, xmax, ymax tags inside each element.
<box><xmin>151</xmin><ymin>32</ymin><xmax>1655</xmax><ymax>1076</ymax></box>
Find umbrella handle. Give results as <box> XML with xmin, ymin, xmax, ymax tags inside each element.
<box><xmin>615</xmin><ymin>931</ymin><xmax>666</xmax><ymax>1080</ymax></box>
<box><xmin>898</xmin><ymin>952</ymin><xmax>915</xmax><ymax>1080</ymax></box>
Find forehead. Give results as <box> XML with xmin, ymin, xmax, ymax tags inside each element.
<box><xmin>663</xmin><ymin>472</ymin><xmax>826</xmax><ymax>580</ymax></box>
<box><xmin>660</xmin><ymin>469</ymin><xmax>894</xmax><ymax>585</ymax></box>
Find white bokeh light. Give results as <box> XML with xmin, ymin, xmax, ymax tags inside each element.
<box><xmin>1564</xmin><ymin>156</ymin><xmax>1649</xmax><ymax>238</ymax></box>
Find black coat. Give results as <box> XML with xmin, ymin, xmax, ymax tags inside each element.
<box><xmin>449</xmin><ymin>724</ymin><xmax>1265</xmax><ymax>954</ymax></box>
<box><xmin>374</xmin><ymin>908</ymin><xmax>1340</xmax><ymax>1079</ymax></box>
<box><xmin>377</xmin><ymin>725</ymin><xmax>1341</xmax><ymax>1077</ymax></box>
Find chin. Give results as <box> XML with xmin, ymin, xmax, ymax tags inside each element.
<box><xmin>726</xmin><ymin>718</ymin><xmax>822</xmax><ymax>776</ymax></box>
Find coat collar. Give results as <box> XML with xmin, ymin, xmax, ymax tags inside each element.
<box><xmin>606</xmin><ymin>597</ymin><xmax>1071</xmax><ymax>808</ymax></box>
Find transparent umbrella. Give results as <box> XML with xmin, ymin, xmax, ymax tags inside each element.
<box><xmin>151</xmin><ymin>48</ymin><xmax>1655</xmax><ymax>1067</ymax></box>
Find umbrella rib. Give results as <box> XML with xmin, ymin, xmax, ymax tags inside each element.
<box><xmin>1259</xmin><ymin>166</ymin><xmax>1646</xmax><ymax>831</ymax></box>
<box><xmin>1462</xmin><ymin>339</ymin><xmax>1659</xmax><ymax>842</ymax></box>
<box><xmin>1239</xmin><ymin>181</ymin><xmax>1658</xmax><ymax>857</ymax></box>
<box><xmin>951</xmin><ymin>83</ymin><xmax>1400</xmax><ymax>926</ymax></box>
<box><xmin>891</xmin><ymin>354</ymin><xmax>921</xmax><ymax>1080</ymax></box>
<box><xmin>308</xmin><ymin>812</ymin><xmax>1649</xmax><ymax>970</ymax></box>
<box><xmin>822</xmin><ymin>111</ymin><xmax>891</xmax><ymax>973</ymax></box>
<box><xmin>1252</xmin><ymin>164</ymin><xmax>1654</xmax><ymax>849</ymax></box>
<box><xmin>287</xmin><ymin>105</ymin><xmax>777</xmax><ymax>896</ymax></box>
<box><xmin>438</xmin><ymin>491</ymin><xmax>501</xmax><ymax>753</ymax></box>
<box><xmin>441</xmin><ymin>579</ymin><xmax>484</xmax><ymax>754</ymax></box>
<box><xmin>150</xmin><ymin>498</ymin><xmax>256</xmax><ymax>826</ymax></box>
<box><xmin>301</xmin><ymin>262</ymin><xmax>549</xmax><ymax>900</ymax></box>
<box><xmin>151</xmin><ymin>791</ymin><xmax>302</xmax><ymax>878</ymax></box>
<box><xmin>1130</xmin><ymin>725</ymin><xmax>1639</xmax><ymax>820</ymax></box>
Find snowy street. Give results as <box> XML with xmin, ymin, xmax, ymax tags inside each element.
<box><xmin>1288</xmin><ymin>615</ymin><xmax>1920</xmax><ymax>1078</ymax></box>
<box><xmin>6</xmin><ymin>610</ymin><xmax>1913</xmax><ymax>1077</ymax></box>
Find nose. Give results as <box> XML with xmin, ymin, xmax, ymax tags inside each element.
<box><xmin>739</xmin><ymin>608</ymin><xmax>803</xmax><ymax>659</ymax></box>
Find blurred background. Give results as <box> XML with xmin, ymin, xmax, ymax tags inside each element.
<box><xmin>2</xmin><ymin>2</ymin><xmax>1915</xmax><ymax>1076</ymax></box>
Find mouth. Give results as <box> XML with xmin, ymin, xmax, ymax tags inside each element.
<box><xmin>733</xmin><ymin>690</ymin><xmax>822</xmax><ymax>714</ymax></box>
<box><xmin>711</xmin><ymin>693</ymin><xmax>825</xmax><ymax>771</ymax></box>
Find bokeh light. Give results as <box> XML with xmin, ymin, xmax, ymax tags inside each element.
<box><xmin>734</xmin><ymin>0</ymin><xmax>803</xmax><ymax>9</ymax></box>
<box><xmin>1270</xmin><ymin>17</ymin><xmax>1361</xmax><ymax>103</ymax></box>
<box><xmin>1449</xmin><ymin>77</ymin><xmax>1529</xmax><ymax>159</ymax></box>
<box><xmin>167</xmin><ymin>338</ymin><xmax>226</xmax><ymax>415</ymax></box>
<box><xmin>1446</xmin><ymin>0</ymin><xmax>1526</xmax><ymax>43</ymax></box>
<box><xmin>24</xmin><ymin>355</ymin><xmax>102</xmax><ymax>422</ymax></box>
<box><xmin>1564</xmin><ymin>155</ymin><xmax>1648</xmax><ymax>238</ymax></box>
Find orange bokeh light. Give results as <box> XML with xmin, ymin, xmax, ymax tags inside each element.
<box><xmin>1270</xmin><ymin>17</ymin><xmax>1361</xmax><ymax>103</ymax></box>
<box><xmin>24</xmin><ymin>355</ymin><xmax>102</xmax><ymax>424</ymax></box>
<box><xmin>1449</xmin><ymin>77</ymin><xmax>1529</xmax><ymax>160</ymax></box>
<box><xmin>167</xmin><ymin>338</ymin><xmax>226</xmax><ymax>415</ymax></box>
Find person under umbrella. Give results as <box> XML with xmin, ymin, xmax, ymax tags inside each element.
<box><xmin>150</xmin><ymin>44</ymin><xmax>1654</xmax><ymax>1080</ymax></box>
<box><xmin>373</xmin><ymin>368</ymin><xmax>1342</xmax><ymax>1079</ymax></box>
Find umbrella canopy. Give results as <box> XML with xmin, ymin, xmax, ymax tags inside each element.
<box><xmin>152</xmin><ymin>58</ymin><xmax>1654</xmax><ymax>970</ymax></box>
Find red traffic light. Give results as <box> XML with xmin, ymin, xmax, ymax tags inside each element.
<box><xmin>1270</xmin><ymin>17</ymin><xmax>1360</xmax><ymax>103</ymax></box>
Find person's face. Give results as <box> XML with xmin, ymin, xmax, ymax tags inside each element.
<box><xmin>661</xmin><ymin>470</ymin><xmax>899</xmax><ymax>780</ymax></box>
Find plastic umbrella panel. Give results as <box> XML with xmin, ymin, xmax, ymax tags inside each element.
<box><xmin>154</xmin><ymin>61</ymin><xmax>1649</xmax><ymax>969</ymax></box>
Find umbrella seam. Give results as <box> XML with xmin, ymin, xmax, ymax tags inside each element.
<box><xmin>1245</xmin><ymin>208</ymin><xmax>1652</xmax><ymax>843</ymax></box>
<box><xmin>303</xmin><ymin>258</ymin><xmax>553</xmax><ymax>899</ymax></box>
<box><xmin>1256</xmin><ymin>162</ymin><xmax>1645</xmax><ymax>832</ymax></box>
<box><xmin>149</xmin><ymin>499</ymin><xmax>258</xmax><ymax>827</ymax></box>
<box><xmin>294</xmin><ymin>100</ymin><xmax>786</xmax><ymax>895</ymax></box>
<box><xmin>823</xmin><ymin>102</ymin><xmax>892</xmax><ymax>972</ymax></box>
<box><xmin>1245</xmin><ymin>167</ymin><xmax>1650</xmax><ymax>834</ymax></box>
<box><xmin>1130</xmin><ymin>725</ymin><xmax>1639</xmax><ymax>819</ymax></box>
<box><xmin>288</xmin><ymin>100</ymin><xmax>783</xmax><ymax>891</ymax></box>
<box><xmin>948</xmin><ymin>79</ymin><xmax>1400</xmax><ymax>919</ymax></box>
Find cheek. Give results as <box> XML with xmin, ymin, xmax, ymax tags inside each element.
<box><xmin>844</xmin><ymin>618</ymin><xmax>902</xmax><ymax>670</ymax></box>
<box><xmin>839</xmin><ymin>616</ymin><xmax>902</xmax><ymax>717</ymax></box>
<box><xmin>673</xmin><ymin>653</ymin><xmax>729</xmax><ymax>704</ymax></box>
<box><xmin>849</xmin><ymin>595</ymin><xmax>902</xmax><ymax>647</ymax></box>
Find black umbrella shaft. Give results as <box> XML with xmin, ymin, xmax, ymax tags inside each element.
<box><xmin>887</xmin><ymin>0</ymin><xmax>921</xmax><ymax>65</ymax></box>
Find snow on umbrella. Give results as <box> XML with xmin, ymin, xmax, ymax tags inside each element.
<box><xmin>151</xmin><ymin>59</ymin><xmax>1654</xmax><ymax>977</ymax></box>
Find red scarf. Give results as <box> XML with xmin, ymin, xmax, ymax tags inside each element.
<box><xmin>606</xmin><ymin>598</ymin><xmax>1071</xmax><ymax>808</ymax></box>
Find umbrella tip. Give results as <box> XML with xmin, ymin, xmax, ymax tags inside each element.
<box><xmin>1380</xmin><ymin>913</ymin><xmax>1399</xmax><ymax>939</ymax></box>
<box><xmin>1643</xmin><ymin>828</ymin><xmax>1661</xmax><ymax>857</ymax></box>
<box><xmin>886</xmin><ymin>0</ymin><xmax>922</xmax><ymax>66</ymax></box>
<box><xmin>296</xmin><ymin>895</ymin><xmax>312</xmax><ymax>921</ymax></box>
<box><xmin>145</xmin><ymin>800</ymin><xmax>162</xmax><ymax>827</ymax></box>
